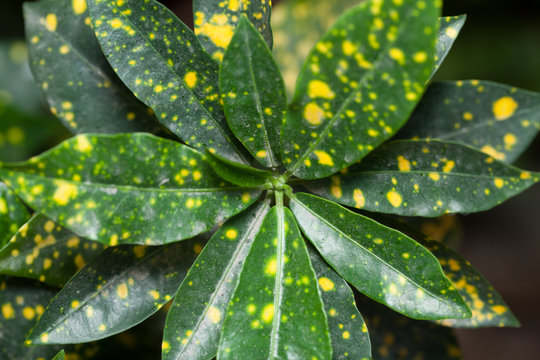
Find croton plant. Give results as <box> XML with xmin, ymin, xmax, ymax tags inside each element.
<box><xmin>0</xmin><ymin>0</ymin><xmax>539</xmax><ymax>358</ymax></box>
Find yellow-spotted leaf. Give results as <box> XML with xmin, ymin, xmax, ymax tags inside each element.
<box><xmin>206</xmin><ymin>151</ymin><xmax>273</xmax><ymax>187</ymax></box>
<box><xmin>193</xmin><ymin>0</ymin><xmax>272</xmax><ymax>62</ymax></box>
<box><xmin>0</xmin><ymin>134</ymin><xmax>260</xmax><ymax>245</ymax></box>
<box><xmin>218</xmin><ymin>206</ymin><xmax>332</xmax><ymax>359</ymax></box>
<box><xmin>398</xmin><ymin>81</ymin><xmax>540</xmax><ymax>163</ymax></box>
<box><xmin>281</xmin><ymin>0</ymin><xmax>440</xmax><ymax>179</ymax></box>
<box><xmin>0</xmin><ymin>214</ymin><xmax>105</xmax><ymax>287</ymax></box>
<box><xmin>0</xmin><ymin>182</ymin><xmax>30</xmax><ymax>248</ymax></box>
<box><xmin>27</xmin><ymin>239</ymin><xmax>201</xmax><ymax>344</ymax></box>
<box><xmin>431</xmin><ymin>15</ymin><xmax>466</xmax><ymax>79</ymax></box>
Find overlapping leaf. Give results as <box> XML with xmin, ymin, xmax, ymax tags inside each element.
<box><xmin>220</xmin><ymin>16</ymin><xmax>286</xmax><ymax>168</ymax></box>
<box><xmin>0</xmin><ymin>134</ymin><xmax>260</xmax><ymax>245</ymax></box>
<box><xmin>281</xmin><ymin>0</ymin><xmax>440</xmax><ymax>179</ymax></box>
<box><xmin>206</xmin><ymin>152</ymin><xmax>272</xmax><ymax>187</ymax></box>
<box><xmin>306</xmin><ymin>140</ymin><xmax>539</xmax><ymax>216</ymax></box>
<box><xmin>290</xmin><ymin>193</ymin><xmax>471</xmax><ymax>320</ymax></box>
<box><xmin>431</xmin><ymin>16</ymin><xmax>466</xmax><ymax>79</ymax></box>
<box><xmin>218</xmin><ymin>206</ymin><xmax>332</xmax><ymax>359</ymax></box>
<box><xmin>52</xmin><ymin>350</ymin><xmax>65</xmax><ymax>360</ymax></box>
<box><xmin>0</xmin><ymin>182</ymin><xmax>30</xmax><ymax>247</ymax></box>
<box><xmin>398</xmin><ymin>81</ymin><xmax>540</xmax><ymax>163</ymax></box>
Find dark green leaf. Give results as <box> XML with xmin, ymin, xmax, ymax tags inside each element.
<box><xmin>27</xmin><ymin>239</ymin><xmax>201</xmax><ymax>345</ymax></box>
<box><xmin>163</xmin><ymin>201</ymin><xmax>270</xmax><ymax>360</ymax></box>
<box><xmin>206</xmin><ymin>152</ymin><xmax>272</xmax><ymax>187</ymax></box>
<box><xmin>193</xmin><ymin>0</ymin><xmax>272</xmax><ymax>62</ymax></box>
<box><xmin>306</xmin><ymin>139</ymin><xmax>539</xmax><ymax>216</ymax></box>
<box><xmin>290</xmin><ymin>193</ymin><xmax>471</xmax><ymax>320</ymax></box>
<box><xmin>398</xmin><ymin>81</ymin><xmax>540</xmax><ymax>163</ymax></box>
<box><xmin>52</xmin><ymin>350</ymin><xmax>65</xmax><ymax>360</ymax></box>
<box><xmin>432</xmin><ymin>15</ymin><xmax>466</xmax><ymax>79</ymax></box>
<box><xmin>0</xmin><ymin>182</ymin><xmax>30</xmax><ymax>248</ymax></box>
<box><xmin>220</xmin><ymin>16</ymin><xmax>286</xmax><ymax>168</ymax></box>
<box><xmin>0</xmin><ymin>214</ymin><xmax>105</xmax><ymax>287</ymax></box>
<box><xmin>87</xmin><ymin>0</ymin><xmax>247</xmax><ymax>163</ymax></box>
<box><xmin>24</xmin><ymin>0</ymin><xmax>158</xmax><ymax>134</ymax></box>
<box><xmin>218</xmin><ymin>206</ymin><xmax>332</xmax><ymax>359</ymax></box>
<box><xmin>0</xmin><ymin>134</ymin><xmax>260</xmax><ymax>245</ymax></box>
<box><xmin>308</xmin><ymin>247</ymin><xmax>371</xmax><ymax>360</ymax></box>
<box><xmin>281</xmin><ymin>0</ymin><xmax>440</xmax><ymax>179</ymax></box>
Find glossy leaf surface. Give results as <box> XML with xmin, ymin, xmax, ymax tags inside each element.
<box><xmin>52</xmin><ymin>350</ymin><xmax>65</xmax><ymax>360</ymax></box>
<box><xmin>24</xmin><ymin>0</ymin><xmax>158</xmax><ymax>134</ymax></box>
<box><xmin>163</xmin><ymin>202</ymin><xmax>269</xmax><ymax>360</ymax></box>
<box><xmin>0</xmin><ymin>182</ymin><xmax>31</xmax><ymax>248</ymax></box>
<box><xmin>281</xmin><ymin>0</ymin><xmax>440</xmax><ymax>179</ymax></box>
<box><xmin>193</xmin><ymin>0</ymin><xmax>272</xmax><ymax>62</ymax></box>
<box><xmin>0</xmin><ymin>134</ymin><xmax>259</xmax><ymax>245</ymax></box>
<box><xmin>290</xmin><ymin>193</ymin><xmax>471</xmax><ymax>320</ymax></box>
<box><xmin>431</xmin><ymin>16</ymin><xmax>466</xmax><ymax>79</ymax></box>
<box><xmin>306</xmin><ymin>140</ymin><xmax>539</xmax><ymax>216</ymax></box>
<box><xmin>399</xmin><ymin>81</ymin><xmax>540</xmax><ymax>163</ymax></box>
<box><xmin>28</xmin><ymin>239</ymin><xmax>201</xmax><ymax>344</ymax></box>
<box><xmin>309</xmin><ymin>247</ymin><xmax>371</xmax><ymax>360</ymax></box>
<box><xmin>87</xmin><ymin>0</ymin><xmax>246</xmax><ymax>163</ymax></box>
<box><xmin>220</xmin><ymin>16</ymin><xmax>286</xmax><ymax>168</ymax></box>
<box><xmin>218</xmin><ymin>207</ymin><xmax>331</xmax><ymax>359</ymax></box>
<box><xmin>206</xmin><ymin>152</ymin><xmax>272</xmax><ymax>187</ymax></box>
<box><xmin>0</xmin><ymin>214</ymin><xmax>105</xmax><ymax>287</ymax></box>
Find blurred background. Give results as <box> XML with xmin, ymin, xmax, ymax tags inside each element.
<box><xmin>1</xmin><ymin>0</ymin><xmax>539</xmax><ymax>358</ymax></box>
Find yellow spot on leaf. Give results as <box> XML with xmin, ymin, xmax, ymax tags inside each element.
<box><xmin>40</xmin><ymin>333</ymin><xmax>49</xmax><ymax>343</ymax></box>
<box><xmin>110</xmin><ymin>18</ymin><xmax>122</xmax><ymax>29</ymax></box>
<box><xmin>207</xmin><ymin>306</ymin><xmax>222</xmax><ymax>324</ymax></box>
<box><xmin>493</xmin><ymin>97</ymin><xmax>518</xmax><ymax>120</ymax></box>
<box><xmin>59</xmin><ymin>45</ymin><xmax>70</xmax><ymax>54</ymax></box>
<box><xmin>520</xmin><ymin>171</ymin><xmax>531</xmax><ymax>180</ymax></box>
<box><xmin>386</xmin><ymin>190</ymin><xmax>402</xmax><ymax>207</ymax></box>
<box><xmin>503</xmin><ymin>133</ymin><xmax>517</xmax><ymax>150</ymax></box>
<box><xmin>117</xmin><ymin>283</ymin><xmax>128</xmax><ymax>299</ymax></box>
<box><xmin>491</xmin><ymin>305</ymin><xmax>507</xmax><ymax>315</ymax></box>
<box><xmin>2</xmin><ymin>303</ymin><xmax>14</xmax><ymax>319</ymax></box>
<box><xmin>72</xmin><ymin>0</ymin><xmax>87</xmax><ymax>15</ymax></box>
<box><xmin>442</xmin><ymin>160</ymin><xmax>455</xmax><ymax>173</ymax></box>
<box><xmin>256</xmin><ymin>150</ymin><xmax>267</xmax><ymax>158</ymax></box>
<box><xmin>318</xmin><ymin>277</ymin><xmax>335</xmax><ymax>292</ymax></box>
<box><xmin>22</xmin><ymin>306</ymin><xmax>35</xmax><ymax>320</ymax></box>
<box><xmin>429</xmin><ymin>173</ymin><xmax>440</xmax><ymax>181</ymax></box>
<box><xmin>261</xmin><ymin>304</ymin><xmax>274</xmax><ymax>323</ymax></box>
<box><xmin>184</xmin><ymin>71</ymin><xmax>197</xmax><ymax>88</ymax></box>
<box><xmin>45</xmin><ymin>14</ymin><xmax>57</xmax><ymax>32</ymax></box>
<box><xmin>445</xmin><ymin>27</ymin><xmax>458</xmax><ymax>38</ymax></box>
<box><xmin>448</xmin><ymin>259</ymin><xmax>461</xmax><ymax>271</ymax></box>
<box><xmin>225</xmin><ymin>229</ymin><xmax>237</xmax><ymax>239</ymax></box>
<box><xmin>265</xmin><ymin>258</ymin><xmax>277</xmax><ymax>276</ymax></box>
<box><xmin>75</xmin><ymin>136</ymin><xmax>92</xmax><ymax>152</ymax></box>
<box><xmin>481</xmin><ymin>145</ymin><xmax>505</xmax><ymax>161</ymax></box>
<box><xmin>71</xmin><ymin>300</ymin><xmax>80</xmax><ymax>308</ymax></box>
<box><xmin>397</xmin><ymin>155</ymin><xmax>411</xmax><ymax>171</ymax></box>
<box><xmin>228</xmin><ymin>0</ymin><xmax>239</xmax><ymax>11</ymax></box>
<box><xmin>353</xmin><ymin>189</ymin><xmax>365</xmax><ymax>208</ymax></box>
<box><xmin>389</xmin><ymin>48</ymin><xmax>405</xmax><ymax>65</ymax></box>
<box><xmin>463</xmin><ymin>112</ymin><xmax>473</xmax><ymax>120</ymax></box>
<box><xmin>494</xmin><ymin>178</ymin><xmax>504</xmax><ymax>188</ymax></box>
<box><xmin>330</xmin><ymin>176</ymin><xmax>342</xmax><ymax>198</ymax></box>
<box><xmin>314</xmin><ymin>150</ymin><xmax>334</xmax><ymax>166</ymax></box>
<box><xmin>413</xmin><ymin>51</ymin><xmax>427</xmax><ymax>63</ymax></box>
<box><xmin>195</xmin><ymin>13</ymin><xmax>234</xmax><ymax>52</ymax></box>
<box><xmin>304</xmin><ymin>102</ymin><xmax>325</xmax><ymax>125</ymax></box>
<box><xmin>342</xmin><ymin>40</ymin><xmax>357</xmax><ymax>56</ymax></box>
<box><xmin>308</xmin><ymin>80</ymin><xmax>335</xmax><ymax>99</ymax></box>
<box><xmin>53</xmin><ymin>181</ymin><xmax>78</xmax><ymax>205</ymax></box>
<box><xmin>44</xmin><ymin>221</ymin><xmax>55</xmax><ymax>232</ymax></box>
<box><xmin>342</xmin><ymin>331</ymin><xmax>350</xmax><ymax>339</ymax></box>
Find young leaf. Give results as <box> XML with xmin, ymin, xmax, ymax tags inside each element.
<box><xmin>206</xmin><ymin>152</ymin><xmax>272</xmax><ymax>187</ymax></box>
<box><xmin>220</xmin><ymin>16</ymin><xmax>286</xmax><ymax>168</ymax></box>
<box><xmin>0</xmin><ymin>134</ymin><xmax>260</xmax><ymax>245</ymax></box>
<box><xmin>306</xmin><ymin>140</ymin><xmax>539</xmax><ymax>217</ymax></box>
<box><xmin>27</xmin><ymin>239</ymin><xmax>202</xmax><ymax>345</ymax></box>
<box><xmin>193</xmin><ymin>0</ymin><xmax>273</xmax><ymax>62</ymax></box>
<box><xmin>0</xmin><ymin>182</ymin><xmax>30</xmax><ymax>247</ymax></box>
<box><xmin>87</xmin><ymin>0</ymin><xmax>247</xmax><ymax>163</ymax></box>
<box><xmin>52</xmin><ymin>350</ymin><xmax>65</xmax><ymax>360</ymax></box>
<box><xmin>281</xmin><ymin>0</ymin><xmax>440</xmax><ymax>179</ymax></box>
<box><xmin>218</xmin><ymin>206</ymin><xmax>332</xmax><ymax>359</ymax></box>
<box><xmin>431</xmin><ymin>15</ymin><xmax>466</xmax><ymax>79</ymax></box>
<box><xmin>398</xmin><ymin>81</ymin><xmax>540</xmax><ymax>163</ymax></box>
<box><xmin>0</xmin><ymin>214</ymin><xmax>105</xmax><ymax>287</ymax></box>
<box><xmin>163</xmin><ymin>201</ymin><xmax>269</xmax><ymax>360</ymax></box>
<box><xmin>24</xmin><ymin>0</ymin><xmax>158</xmax><ymax>134</ymax></box>
<box><xmin>290</xmin><ymin>193</ymin><xmax>471</xmax><ymax>320</ymax></box>
<box><xmin>308</xmin><ymin>247</ymin><xmax>372</xmax><ymax>360</ymax></box>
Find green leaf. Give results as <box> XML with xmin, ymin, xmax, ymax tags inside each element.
<box><xmin>52</xmin><ymin>350</ymin><xmax>65</xmax><ymax>360</ymax></box>
<box><xmin>0</xmin><ymin>182</ymin><xmax>30</xmax><ymax>248</ymax></box>
<box><xmin>0</xmin><ymin>214</ymin><xmax>105</xmax><ymax>287</ymax></box>
<box><xmin>27</xmin><ymin>239</ymin><xmax>201</xmax><ymax>345</ymax></box>
<box><xmin>398</xmin><ymin>81</ymin><xmax>540</xmax><ymax>163</ymax></box>
<box><xmin>87</xmin><ymin>0</ymin><xmax>247</xmax><ymax>163</ymax></box>
<box><xmin>206</xmin><ymin>152</ymin><xmax>272</xmax><ymax>187</ymax></box>
<box><xmin>290</xmin><ymin>193</ymin><xmax>471</xmax><ymax>320</ymax></box>
<box><xmin>306</xmin><ymin>139</ymin><xmax>539</xmax><ymax>216</ymax></box>
<box><xmin>281</xmin><ymin>0</ymin><xmax>440</xmax><ymax>179</ymax></box>
<box><xmin>193</xmin><ymin>0</ymin><xmax>273</xmax><ymax>62</ymax></box>
<box><xmin>163</xmin><ymin>201</ymin><xmax>270</xmax><ymax>360</ymax></box>
<box><xmin>24</xmin><ymin>0</ymin><xmax>159</xmax><ymax>134</ymax></box>
<box><xmin>220</xmin><ymin>16</ymin><xmax>286</xmax><ymax>168</ymax></box>
<box><xmin>432</xmin><ymin>16</ymin><xmax>466</xmax><ymax>79</ymax></box>
<box><xmin>0</xmin><ymin>133</ymin><xmax>260</xmax><ymax>245</ymax></box>
<box><xmin>218</xmin><ymin>206</ymin><xmax>332</xmax><ymax>359</ymax></box>
<box><xmin>308</xmin><ymin>247</ymin><xmax>372</xmax><ymax>360</ymax></box>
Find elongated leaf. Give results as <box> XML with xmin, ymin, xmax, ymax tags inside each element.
<box><xmin>0</xmin><ymin>182</ymin><xmax>30</xmax><ymax>247</ymax></box>
<box><xmin>28</xmin><ymin>239</ymin><xmax>201</xmax><ymax>344</ymax></box>
<box><xmin>24</xmin><ymin>0</ymin><xmax>158</xmax><ymax>134</ymax></box>
<box><xmin>431</xmin><ymin>16</ymin><xmax>466</xmax><ymax>79</ymax></box>
<box><xmin>193</xmin><ymin>0</ymin><xmax>272</xmax><ymax>62</ymax></box>
<box><xmin>309</xmin><ymin>247</ymin><xmax>371</xmax><ymax>360</ymax></box>
<box><xmin>0</xmin><ymin>214</ymin><xmax>105</xmax><ymax>287</ymax></box>
<box><xmin>218</xmin><ymin>206</ymin><xmax>332</xmax><ymax>359</ymax></box>
<box><xmin>398</xmin><ymin>81</ymin><xmax>540</xmax><ymax>163</ymax></box>
<box><xmin>290</xmin><ymin>193</ymin><xmax>471</xmax><ymax>320</ymax></box>
<box><xmin>52</xmin><ymin>350</ymin><xmax>65</xmax><ymax>360</ymax></box>
<box><xmin>206</xmin><ymin>152</ymin><xmax>272</xmax><ymax>187</ymax></box>
<box><xmin>163</xmin><ymin>201</ymin><xmax>270</xmax><ymax>360</ymax></box>
<box><xmin>220</xmin><ymin>16</ymin><xmax>286</xmax><ymax>168</ymax></box>
<box><xmin>0</xmin><ymin>134</ymin><xmax>259</xmax><ymax>245</ymax></box>
<box><xmin>281</xmin><ymin>0</ymin><xmax>440</xmax><ymax>179</ymax></box>
<box><xmin>87</xmin><ymin>0</ymin><xmax>247</xmax><ymax>163</ymax></box>
<box><xmin>306</xmin><ymin>140</ymin><xmax>539</xmax><ymax>217</ymax></box>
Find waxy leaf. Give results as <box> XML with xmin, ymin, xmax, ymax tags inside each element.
<box><xmin>220</xmin><ymin>16</ymin><xmax>286</xmax><ymax>168</ymax></box>
<box><xmin>218</xmin><ymin>207</ymin><xmax>332</xmax><ymax>359</ymax></box>
<box><xmin>193</xmin><ymin>0</ymin><xmax>272</xmax><ymax>62</ymax></box>
<box><xmin>0</xmin><ymin>134</ymin><xmax>260</xmax><ymax>245</ymax></box>
<box><xmin>28</xmin><ymin>239</ymin><xmax>201</xmax><ymax>344</ymax></box>
<box><xmin>24</xmin><ymin>0</ymin><xmax>158</xmax><ymax>134</ymax></box>
<box><xmin>290</xmin><ymin>193</ymin><xmax>471</xmax><ymax>320</ymax></box>
<box><xmin>0</xmin><ymin>182</ymin><xmax>30</xmax><ymax>247</ymax></box>
<box><xmin>398</xmin><ymin>81</ymin><xmax>540</xmax><ymax>163</ymax></box>
<box><xmin>206</xmin><ymin>152</ymin><xmax>272</xmax><ymax>187</ymax></box>
<box><xmin>309</xmin><ymin>247</ymin><xmax>371</xmax><ymax>360</ymax></box>
<box><xmin>52</xmin><ymin>350</ymin><xmax>65</xmax><ymax>360</ymax></box>
<box><xmin>306</xmin><ymin>140</ymin><xmax>539</xmax><ymax>216</ymax></box>
<box><xmin>0</xmin><ymin>214</ymin><xmax>105</xmax><ymax>287</ymax></box>
<box><xmin>87</xmin><ymin>0</ymin><xmax>247</xmax><ymax>163</ymax></box>
<box><xmin>432</xmin><ymin>16</ymin><xmax>466</xmax><ymax>79</ymax></box>
<box><xmin>163</xmin><ymin>201</ymin><xmax>270</xmax><ymax>360</ymax></box>
<box><xmin>281</xmin><ymin>0</ymin><xmax>440</xmax><ymax>179</ymax></box>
